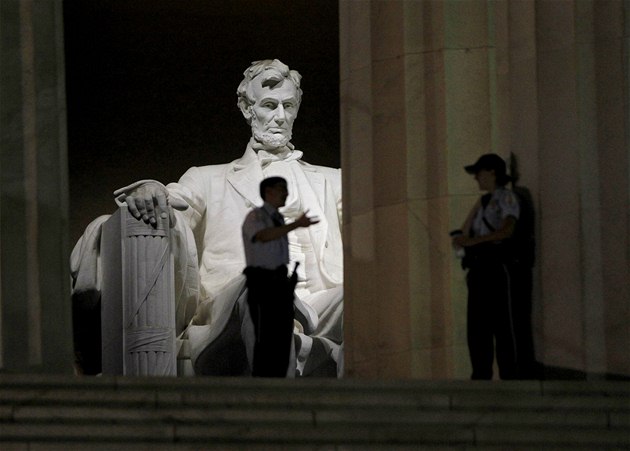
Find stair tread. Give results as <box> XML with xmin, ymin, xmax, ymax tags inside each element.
<box><xmin>2</xmin><ymin>404</ymin><xmax>617</xmax><ymax>427</ymax></box>
<box><xmin>1</xmin><ymin>422</ymin><xmax>629</xmax><ymax>446</ymax></box>
<box><xmin>1</xmin><ymin>375</ymin><xmax>629</xmax><ymax>448</ymax></box>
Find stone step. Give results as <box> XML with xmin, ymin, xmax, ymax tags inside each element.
<box><xmin>1</xmin><ymin>422</ymin><xmax>628</xmax><ymax>449</ymax></box>
<box><xmin>1</xmin><ymin>404</ymin><xmax>618</xmax><ymax>426</ymax></box>
<box><xmin>1</xmin><ymin>374</ymin><xmax>629</xmax><ymax>449</ymax></box>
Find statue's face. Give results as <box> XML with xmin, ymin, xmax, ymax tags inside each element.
<box><xmin>248</xmin><ymin>78</ymin><xmax>300</xmax><ymax>150</ymax></box>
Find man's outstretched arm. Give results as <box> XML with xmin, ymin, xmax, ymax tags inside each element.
<box><xmin>254</xmin><ymin>210</ymin><xmax>319</xmax><ymax>242</ymax></box>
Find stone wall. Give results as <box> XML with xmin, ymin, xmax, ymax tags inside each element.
<box><xmin>341</xmin><ymin>0</ymin><xmax>630</xmax><ymax>379</ymax></box>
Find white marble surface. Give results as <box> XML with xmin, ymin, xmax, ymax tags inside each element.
<box><xmin>74</xmin><ymin>60</ymin><xmax>344</xmax><ymax>377</ymax></box>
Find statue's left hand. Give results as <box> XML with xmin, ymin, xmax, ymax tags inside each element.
<box><xmin>114</xmin><ymin>180</ymin><xmax>188</xmax><ymax>228</ymax></box>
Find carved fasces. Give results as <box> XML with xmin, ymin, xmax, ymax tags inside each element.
<box><xmin>101</xmin><ymin>206</ymin><xmax>176</xmax><ymax>376</ymax></box>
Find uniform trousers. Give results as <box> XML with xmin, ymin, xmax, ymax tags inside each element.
<box><xmin>466</xmin><ymin>260</ymin><xmax>518</xmax><ymax>380</ymax></box>
<box><xmin>243</xmin><ymin>266</ymin><xmax>295</xmax><ymax>377</ymax></box>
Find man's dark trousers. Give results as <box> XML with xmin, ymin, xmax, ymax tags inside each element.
<box><xmin>466</xmin><ymin>261</ymin><xmax>519</xmax><ymax>380</ymax></box>
<box><xmin>244</xmin><ymin>266</ymin><xmax>295</xmax><ymax>377</ymax></box>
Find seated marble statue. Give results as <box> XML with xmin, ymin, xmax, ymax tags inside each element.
<box><xmin>71</xmin><ymin>59</ymin><xmax>343</xmax><ymax>377</ymax></box>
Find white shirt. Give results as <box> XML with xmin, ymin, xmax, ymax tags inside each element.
<box><xmin>471</xmin><ymin>186</ymin><xmax>520</xmax><ymax>237</ymax></box>
<box><xmin>262</xmin><ymin>159</ymin><xmax>327</xmax><ymax>297</ymax></box>
<box><xmin>242</xmin><ymin>202</ymin><xmax>289</xmax><ymax>270</ymax></box>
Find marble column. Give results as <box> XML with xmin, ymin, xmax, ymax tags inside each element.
<box><xmin>341</xmin><ymin>0</ymin><xmax>465</xmax><ymax>378</ymax></box>
<box><xmin>341</xmin><ymin>0</ymin><xmax>630</xmax><ymax>379</ymax></box>
<box><xmin>0</xmin><ymin>0</ymin><xmax>73</xmax><ymax>373</ymax></box>
<box><xmin>534</xmin><ymin>0</ymin><xmax>630</xmax><ymax>377</ymax></box>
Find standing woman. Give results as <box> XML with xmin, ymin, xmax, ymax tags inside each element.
<box><xmin>452</xmin><ymin>154</ymin><xmax>520</xmax><ymax>380</ymax></box>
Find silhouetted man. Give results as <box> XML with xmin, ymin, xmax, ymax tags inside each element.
<box><xmin>242</xmin><ymin>177</ymin><xmax>318</xmax><ymax>376</ymax></box>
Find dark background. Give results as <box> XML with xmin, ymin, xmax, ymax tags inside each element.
<box><xmin>64</xmin><ymin>0</ymin><xmax>340</xmax><ymax>243</ymax></box>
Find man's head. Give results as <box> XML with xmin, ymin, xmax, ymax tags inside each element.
<box><xmin>237</xmin><ymin>59</ymin><xmax>302</xmax><ymax>150</ymax></box>
<box><xmin>465</xmin><ymin>153</ymin><xmax>512</xmax><ymax>190</ymax></box>
<box><xmin>260</xmin><ymin>176</ymin><xmax>289</xmax><ymax>208</ymax></box>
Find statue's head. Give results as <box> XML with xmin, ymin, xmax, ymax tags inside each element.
<box><xmin>237</xmin><ymin>59</ymin><xmax>302</xmax><ymax>150</ymax></box>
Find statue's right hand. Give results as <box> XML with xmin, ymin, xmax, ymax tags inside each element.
<box><xmin>114</xmin><ymin>181</ymin><xmax>187</xmax><ymax>228</ymax></box>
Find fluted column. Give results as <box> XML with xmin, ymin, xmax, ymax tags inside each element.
<box><xmin>341</xmin><ymin>0</ymin><xmax>630</xmax><ymax>379</ymax></box>
<box><xmin>0</xmin><ymin>0</ymin><xmax>73</xmax><ymax>373</ymax></box>
<box><xmin>535</xmin><ymin>0</ymin><xmax>630</xmax><ymax>376</ymax></box>
<box><xmin>342</xmin><ymin>0</ymin><xmax>452</xmax><ymax>378</ymax></box>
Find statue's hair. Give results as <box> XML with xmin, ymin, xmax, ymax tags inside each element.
<box><xmin>237</xmin><ymin>59</ymin><xmax>302</xmax><ymax>118</ymax></box>
<box><xmin>259</xmin><ymin>176</ymin><xmax>287</xmax><ymax>200</ymax></box>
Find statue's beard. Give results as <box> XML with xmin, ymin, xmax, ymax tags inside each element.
<box><xmin>251</xmin><ymin>123</ymin><xmax>292</xmax><ymax>150</ymax></box>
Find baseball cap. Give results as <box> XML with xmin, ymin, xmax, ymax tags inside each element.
<box><xmin>464</xmin><ymin>153</ymin><xmax>512</xmax><ymax>184</ymax></box>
